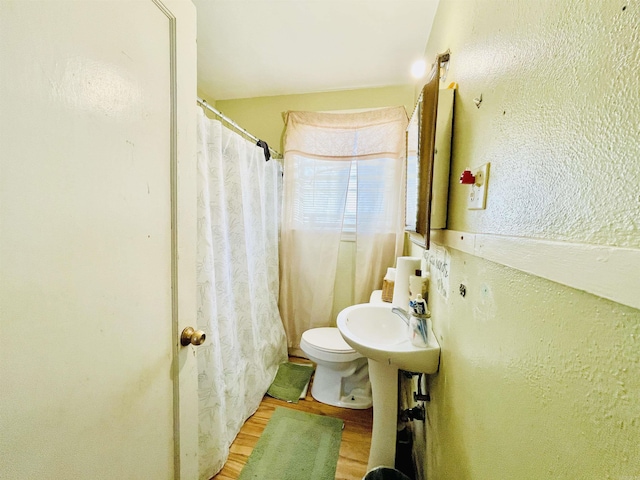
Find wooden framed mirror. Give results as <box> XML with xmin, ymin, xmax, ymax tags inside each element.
<box><xmin>405</xmin><ymin>53</ymin><xmax>454</xmax><ymax>249</ymax></box>
<box><xmin>405</xmin><ymin>97</ymin><xmax>421</xmax><ymax>234</ymax></box>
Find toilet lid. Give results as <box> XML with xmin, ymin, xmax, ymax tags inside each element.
<box><xmin>302</xmin><ymin>327</ymin><xmax>356</xmax><ymax>354</ymax></box>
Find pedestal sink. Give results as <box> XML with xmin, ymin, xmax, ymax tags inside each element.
<box><xmin>336</xmin><ymin>303</ymin><xmax>440</xmax><ymax>470</ymax></box>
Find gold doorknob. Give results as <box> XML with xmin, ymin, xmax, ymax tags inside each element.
<box><xmin>180</xmin><ymin>327</ymin><xmax>206</xmax><ymax>346</ymax></box>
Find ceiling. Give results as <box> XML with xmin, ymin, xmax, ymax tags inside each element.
<box><xmin>193</xmin><ymin>0</ymin><xmax>440</xmax><ymax>102</ymax></box>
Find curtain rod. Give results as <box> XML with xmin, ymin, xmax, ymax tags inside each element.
<box><xmin>197</xmin><ymin>97</ymin><xmax>283</xmax><ymax>159</ymax></box>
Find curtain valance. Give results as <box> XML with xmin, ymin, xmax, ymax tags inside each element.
<box><xmin>284</xmin><ymin>107</ymin><xmax>408</xmax><ymax>159</ymax></box>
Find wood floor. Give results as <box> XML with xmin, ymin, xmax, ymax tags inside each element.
<box><xmin>212</xmin><ymin>358</ymin><xmax>373</xmax><ymax>480</ymax></box>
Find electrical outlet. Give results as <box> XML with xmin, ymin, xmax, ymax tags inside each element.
<box><xmin>468</xmin><ymin>163</ymin><xmax>490</xmax><ymax>210</ymax></box>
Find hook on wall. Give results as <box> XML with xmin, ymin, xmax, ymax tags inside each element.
<box><xmin>438</xmin><ymin>50</ymin><xmax>451</xmax><ymax>82</ymax></box>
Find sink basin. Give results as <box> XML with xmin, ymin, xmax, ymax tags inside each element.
<box><xmin>337</xmin><ymin>303</ymin><xmax>440</xmax><ymax>374</ymax></box>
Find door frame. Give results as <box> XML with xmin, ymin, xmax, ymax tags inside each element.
<box><xmin>153</xmin><ymin>1</ymin><xmax>199</xmax><ymax>478</ymax></box>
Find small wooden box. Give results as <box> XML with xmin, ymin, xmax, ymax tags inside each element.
<box><xmin>381</xmin><ymin>279</ymin><xmax>394</xmax><ymax>303</ymax></box>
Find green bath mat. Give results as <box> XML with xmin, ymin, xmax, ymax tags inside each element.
<box><xmin>238</xmin><ymin>407</ymin><xmax>343</xmax><ymax>480</ymax></box>
<box><xmin>266</xmin><ymin>362</ymin><xmax>314</xmax><ymax>403</ymax></box>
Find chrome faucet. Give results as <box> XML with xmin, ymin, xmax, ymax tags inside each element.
<box><xmin>391</xmin><ymin>307</ymin><xmax>410</xmax><ymax>326</ymax></box>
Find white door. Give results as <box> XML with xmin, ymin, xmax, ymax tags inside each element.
<box><xmin>0</xmin><ymin>1</ymin><xmax>198</xmax><ymax>478</ymax></box>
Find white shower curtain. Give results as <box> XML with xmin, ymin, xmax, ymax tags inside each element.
<box><xmin>196</xmin><ymin>109</ymin><xmax>287</xmax><ymax>479</ymax></box>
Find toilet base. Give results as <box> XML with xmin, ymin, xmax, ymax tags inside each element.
<box><xmin>310</xmin><ymin>358</ymin><xmax>373</xmax><ymax>410</ymax></box>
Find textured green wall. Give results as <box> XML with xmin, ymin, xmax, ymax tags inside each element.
<box><xmin>213</xmin><ymin>85</ymin><xmax>416</xmax><ymax>153</ymax></box>
<box><xmin>431</xmin><ymin>1</ymin><xmax>640</xmax><ymax>247</ymax></box>
<box><xmin>419</xmin><ymin>1</ymin><xmax>640</xmax><ymax>479</ymax></box>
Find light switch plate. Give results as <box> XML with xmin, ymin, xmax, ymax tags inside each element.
<box><xmin>468</xmin><ymin>163</ymin><xmax>490</xmax><ymax>210</ymax></box>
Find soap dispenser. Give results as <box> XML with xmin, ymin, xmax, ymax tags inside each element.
<box><xmin>409</xmin><ymin>269</ymin><xmax>429</xmax><ymax>302</ymax></box>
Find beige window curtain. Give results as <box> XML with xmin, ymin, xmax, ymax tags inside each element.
<box><xmin>279</xmin><ymin>107</ymin><xmax>408</xmax><ymax>352</ymax></box>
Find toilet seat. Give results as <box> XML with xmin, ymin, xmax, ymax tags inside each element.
<box><xmin>301</xmin><ymin>327</ymin><xmax>362</xmax><ymax>363</ymax></box>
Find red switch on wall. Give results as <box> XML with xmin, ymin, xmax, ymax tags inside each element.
<box><xmin>461</xmin><ymin>163</ymin><xmax>490</xmax><ymax>210</ymax></box>
<box><xmin>459</xmin><ymin>169</ymin><xmax>476</xmax><ymax>184</ymax></box>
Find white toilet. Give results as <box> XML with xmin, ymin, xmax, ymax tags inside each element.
<box><xmin>300</xmin><ymin>327</ymin><xmax>372</xmax><ymax>409</ymax></box>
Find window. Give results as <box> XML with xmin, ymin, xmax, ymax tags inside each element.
<box><xmin>290</xmin><ymin>154</ymin><xmax>401</xmax><ymax>237</ymax></box>
<box><xmin>280</xmin><ymin>107</ymin><xmax>408</xmax><ymax>331</ymax></box>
